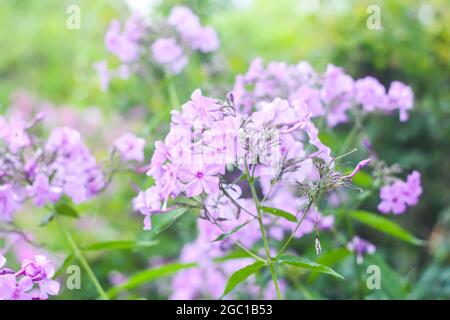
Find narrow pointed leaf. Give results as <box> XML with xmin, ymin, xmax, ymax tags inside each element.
<box><xmin>212</xmin><ymin>220</ymin><xmax>251</xmax><ymax>242</ymax></box>
<box><xmin>350</xmin><ymin>210</ymin><xmax>424</xmax><ymax>245</ymax></box>
<box><xmin>222</xmin><ymin>261</ymin><xmax>266</xmax><ymax>298</ymax></box>
<box><xmin>260</xmin><ymin>206</ymin><xmax>297</xmax><ymax>222</ymax></box>
<box><xmin>151</xmin><ymin>208</ymin><xmax>188</xmax><ymax>234</ymax></box>
<box><xmin>307</xmin><ymin>248</ymin><xmax>351</xmax><ymax>283</ymax></box>
<box><xmin>277</xmin><ymin>254</ymin><xmax>344</xmax><ymax>279</ymax></box>
<box><xmin>81</xmin><ymin>240</ymin><xmax>158</xmax><ymax>251</ymax></box>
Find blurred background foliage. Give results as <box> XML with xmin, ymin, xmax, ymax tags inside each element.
<box><xmin>0</xmin><ymin>0</ymin><xmax>449</xmax><ymax>299</ymax></box>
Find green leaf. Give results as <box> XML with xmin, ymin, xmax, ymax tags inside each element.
<box><xmin>150</xmin><ymin>208</ymin><xmax>188</xmax><ymax>235</ymax></box>
<box><xmin>106</xmin><ymin>262</ymin><xmax>196</xmax><ymax>298</ymax></box>
<box><xmin>277</xmin><ymin>254</ymin><xmax>344</xmax><ymax>280</ymax></box>
<box><xmin>260</xmin><ymin>206</ymin><xmax>297</xmax><ymax>222</ymax></box>
<box><xmin>81</xmin><ymin>240</ymin><xmax>158</xmax><ymax>251</ymax></box>
<box><xmin>222</xmin><ymin>261</ymin><xmax>266</xmax><ymax>298</ymax></box>
<box><xmin>54</xmin><ymin>203</ymin><xmax>79</xmax><ymax>218</ymax></box>
<box><xmin>350</xmin><ymin>210</ymin><xmax>424</xmax><ymax>245</ymax></box>
<box><xmin>307</xmin><ymin>248</ymin><xmax>351</xmax><ymax>283</ymax></box>
<box><xmin>212</xmin><ymin>220</ymin><xmax>251</xmax><ymax>242</ymax></box>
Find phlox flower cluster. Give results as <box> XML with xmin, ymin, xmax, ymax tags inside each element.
<box><xmin>133</xmin><ymin>87</ymin><xmax>373</xmax><ymax>300</ymax></box>
<box><xmin>378</xmin><ymin>171</ymin><xmax>422</xmax><ymax>215</ymax></box>
<box><xmin>232</xmin><ymin>58</ymin><xmax>414</xmax><ymax>127</ymax></box>
<box><xmin>0</xmin><ymin>253</ymin><xmax>59</xmax><ymax>300</ymax></box>
<box><xmin>96</xmin><ymin>6</ymin><xmax>220</xmax><ymax>90</ymax></box>
<box><xmin>133</xmin><ymin>88</ymin><xmax>345</xmax><ymax>232</ymax></box>
<box><xmin>0</xmin><ymin>111</ymin><xmax>145</xmax><ymax>221</ymax></box>
<box><xmin>346</xmin><ymin>236</ymin><xmax>376</xmax><ymax>264</ymax></box>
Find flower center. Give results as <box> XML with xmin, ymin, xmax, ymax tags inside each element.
<box><xmin>196</xmin><ymin>171</ymin><xmax>204</xmax><ymax>179</ymax></box>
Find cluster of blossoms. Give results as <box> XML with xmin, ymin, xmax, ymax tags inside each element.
<box><xmin>0</xmin><ymin>253</ymin><xmax>59</xmax><ymax>300</ymax></box>
<box><xmin>362</xmin><ymin>138</ymin><xmax>423</xmax><ymax>215</ymax></box>
<box><xmin>378</xmin><ymin>170</ymin><xmax>422</xmax><ymax>215</ymax></box>
<box><xmin>134</xmin><ymin>89</ymin><xmax>347</xmax><ymax>231</ymax></box>
<box><xmin>0</xmin><ymin>114</ymin><xmax>104</xmax><ymax>220</ymax></box>
<box><xmin>96</xmin><ymin>6</ymin><xmax>220</xmax><ymax>90</ymax></box>
<box><xmin>232</xmin><ymin>58</ymin><xmax>414</xmax><ymax>127</ymax></box>
<box><xmin>133</xmin><ymin>87</ymin><xmax>374</xmax><ymax>298</ymax></box>
<box><xmin>346</xmin><ymin>236</ymin><xmax>376</xmax><ymax>264</ymax></box>
<box><xmin>0</xmin><ymin>110</ymin><xmax>145</xmax><ymax>221</ymax></box>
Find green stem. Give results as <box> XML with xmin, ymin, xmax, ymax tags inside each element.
<box><xmin>342</xmin><ymin>187</ymin><xmax>375</xmax><ymax>299</ymax></box>
<box><xmin>165</xmin><ymin>72</ymin><xmax>180</xmax><ymax>109</ymax></box>
<box><xmin>276</xmin><ymin>191</ymin><xmax>319</xmax><ymax>258</ymax></box>
<box><xmin>339</xmin><ymin>123</ymin><xmax>359</xmax><ymax>155</ymax></box>
<box><xmin>344</xmin><ymin>212</ymin><xmax>364</xmax><ymax>299</ymax></box>
<box><xmin>235</xmin><ymin>241</ymin><xmax>266</xmax><ymax>263</ymax></box>
<box><xmin>246</xmin><ymin>167</ymin><xmax>282</xmax><ymax>300</ymax></box>
<box><xmin>147</xmin><ymin>73</ymin><xmax>181</xmax><ymax>131</ymax></box>
<box><xmin>56</xmin><ymin>215</ymin><xmax>109</xmax><ymax>300</ymax></box>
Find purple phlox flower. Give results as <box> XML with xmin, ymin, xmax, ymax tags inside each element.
<box><xmin>133</xmin><ymin>186</ymin><xmax>165</xmax><ymax>230</ymax></box>
<box><xmin>168</xmin><ymin>6</ymin><xmax>201</xmax><ymax>38</ymax></box>
<box><xmin>343</xmin><ymin>158</ymin><xmax>371</xmax><ymax>179</ymax></box>
<box><xmin>27</xmin><ymin>174</ymin><xmax>62</xmax><ymax>207</ymax></box>
<box><xmin>387</xmin><ymin>81</ymin><xmax>414</xmax><ymax>122</ymax></box>
<box><xmin>289</xmin><ymin>85</ymin><xmax>325</xmax><ymax>118</ymax></box>
<box><xmin>147</xmin><ymin>141</ymin><xmax>170</xmax><ymax>180</ymax></box>
<box><xmin>167</xmin><ymin>6</ymin><xmax>219</xmax><ymax>53</ymax></box>
<box><xmin>21</xmin><ymin>255</ymin><xmax>55</xmax><ymax>282</ymax></box>
<box><xmin>189</xmin><ymin>26</ymin><xmax>220</xmax><ymax>53</ymax></box>
<box><xmin>354</xmin><ymin>76</ymin><xmax>387</xmax><ymax>112</ymax></box>
<box><xmin>45</xmin><ymin>127</ymin><xmax>104</xmax><ymax>204</ymax></box>
<box><xmin>105</xmin><ymin>18</ymin><xmax>141</xmax><ymax>63</ymax></box>
<box><xmin>19</xmin><ymin>255</ymin><xmax>59</xmax><ymax>300</ymax></box>
<box><xmin>180</xmin><ymin>89</ymin><xmax>222</xmax><ymax>126</ymax></box>
<box><xmin>108</xmin><ymin>271</ymin><xmax>128</xmax><ymax>286</ymax></box>
<box><xmin>321</xmin><ymin>64</ymin><xmax>355</xmax><ymax>104</ymax></box>
<box><xmin>45</xmin><ymin>127</ymin><xmax>82</xmax><ymax>153</ymax></box>
<box><xmin>403</xmin><ymin>170</ymin><xmax>422</xmax><ymax>206</ymax></box>
<box><xmin>1</xmin><ymin>273</ymin><xmax>35</xmax><ymax>300</ymax></box>
<box><xmin>347</xmin><ymin>236</ymin><xmax>376</xmax><ymax>264</ymax></box>
<box><xmin>0</xmin><ymin>184</ymin><xmax>19</xmax><ymax>221</ymax></box>
<box><xmin>178</xmin><ymin>163</ymin><xmax>224</xmax><ymax>198</ymax></box>
<box><xmin>377</xmin><ymin>170</ymin><xmax>422</xmax><ymax>215</ymax></box>
<box><xmin>114</xmin><ymin>133</ymin><xmax>146</xmax><ymax>162</ymax></box>
<box><xmin>321</xmin><ymin>65</ymin><xmax>355</xmax><ymax>127</ymax></box>
<box><xmin>251</xmin><ymin>98</ymin><xmax>309</xmax><ymax>129</ymax></box>
<box><xmin>377</xmin><ymin>181</ymin><xmax>408</xmax><ymax>215</ymax></box>
<box><xmin>2</xmin><ymin>118</ymin><xmax>31</xmax><ymax>153</ymax></box>
<box><xmin>151</xmin><ymin>37</ymin><xmax>188</xmax><ymax>74</ymax></box>
<box><xmin>244</xmin><ymin>57</ymin><xmax>264</xmax><ymax>82</ymax></box>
